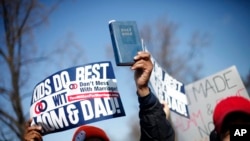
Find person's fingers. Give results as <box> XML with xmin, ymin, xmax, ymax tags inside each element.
<box><xmin>133</xmin><ymin>51</ymin><xmax>151</xmax><ymax>61</ymax></box>
<box><xmin>24</xmin><ymin>119</ymin><xmax>43</xmax><ymax>141</ymax></box>
<box><xmin>132</xmin><ymin>59</ymin><xmax>146</xmax><ymax>70</ymax></box>
<box><xmin>131</xmin><ymin>59</ymin><xmax>152</xmax><ymax>71</ymax></box>
<box><xmin>32</xmin><ymin>131</ymin><xmax>43</xmax><ymax>140</ymax></box>
<box><xmin>24</xmin><ymin>130</ymin><xmax>43</xmax><ymax>141</ymax></box>
<box><xmin>161</xmin><ymin>101</ymin><xmax>170</xmax><ymax>119</ymax></box>
<box><xmin>27</xmin><ymin>125</ymin><xmax>42</xmax><ymax>132</ymax></box>
<box><xmin>25</xmin><ymin>119</ymin><xmax>32</xmax><ymax>129</ymax></box>
<box><xmin>131</xmin><ymin>51</ymin><xmax>152</xmax><ymax>71</ymax></box>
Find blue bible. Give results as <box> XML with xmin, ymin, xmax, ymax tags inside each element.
<box><xmin>109</xmin><ymin>20</ymin><xmax>143</xmax><ymax>66</ymax></box>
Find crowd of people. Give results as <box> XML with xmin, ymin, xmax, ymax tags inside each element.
<box><xmin>24</xmin><ymin>51</ymin><xmax>250</xmax><ymax>141</ymax></box>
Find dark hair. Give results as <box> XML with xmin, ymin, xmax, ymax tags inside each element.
<box><xmin>220</xmin><ymin>112</ymin><xmax>250</xmax><ymax>135</ymax></box>
<box><xmin>209</xmin><ymin>129</ymin><xmax>220</xmax><ymax>141</ymax></box>
<box><xmin>210</xmin><ymin>112</ymin><xmax>250</xmax><ymax>141</ymax></box>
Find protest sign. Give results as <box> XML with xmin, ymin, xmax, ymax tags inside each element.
<box><xmin>171</xmin><ymin>66</ymin><xmax>249</xmax><ymax>141</ymax></box>
<box><xmin>30</xmin><ymin>61</ymin><xmax>125</xmax><ymax>135</ymax></box>
<box><xmin>149</xmin><ymin>56</ymin><xmax>189</xmax><ymax>118</ymax></box>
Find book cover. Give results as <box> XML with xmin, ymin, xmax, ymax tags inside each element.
<box><xmin>109</xmin><ymin>20</ymin><xmax>143</xmax><ymax>66</ymax></box>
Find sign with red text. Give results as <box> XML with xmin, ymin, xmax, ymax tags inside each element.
<box><xmin>30</xmin><ymin>61</ymin><xmax>125</xmax><ymax>135</ymax></box>
<box><xmin>171</xmin><ymin>66</ymin><xmax>249</xmax><ymax>141</ymax></box>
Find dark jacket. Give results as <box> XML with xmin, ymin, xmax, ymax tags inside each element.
<box><xmin>138</xmin><ymin>91</ymin><xmax>175</xmax><ymax>141</ymax></box>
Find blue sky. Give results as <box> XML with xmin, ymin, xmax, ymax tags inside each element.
<box><xmin>25</xmin><ymin>0</ymin><xmax>250</xmax><ymax>141</ymax></box>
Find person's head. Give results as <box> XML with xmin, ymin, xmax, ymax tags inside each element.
<box><xmin>211</xmin><ymin>96</ymin><xmax>250</xmax><ymax>141</ymax></box>
<box><xmin>72</xmin><ymin>125</ymin><xmax>110</xmax><ymax>141</ymax></box>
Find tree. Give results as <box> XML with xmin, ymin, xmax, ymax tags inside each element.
<box><xmin>0</xmin><ymin>0</ymin><xmax>60</xmax><ymax>140</ymax></box>
<box><xmin>140</xmin><ymin>18</ymin><xmax>210</xmax><ymax>84</ymax></box>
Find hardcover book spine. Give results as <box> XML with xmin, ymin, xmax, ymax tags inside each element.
<box><xmin>109</xmin><ymin>22</ymin><xmax>121</xmax><ymax>66</ymax></box>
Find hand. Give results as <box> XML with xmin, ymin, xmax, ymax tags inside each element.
<box><xmin>24</xmin><ymin>119</ymin><xmax>43</xmax><ymax>141</ymax></box>
<box><xmin>131</xmin><ymin>51</ymin><xmax>153</xmax><ymax>97</ymax></box>
<box><xmin>161</xmin><ymin>101</ymin><xmax>170</xmax><ymax>120</ymax></box>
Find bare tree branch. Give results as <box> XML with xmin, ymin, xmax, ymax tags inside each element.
<box><xmin>140</xmin><ymin>17</ymin><xmax>211</xmax><ymax>83</ymax></box>
<box><xmin>0</xmin><ymin>110</ymin><xmax>20</xmax><ymax>137</ymax></box>
<box><xmin>0</xmin><ymin>0</ymin><xmax>62</xmax><ymax>140</ymax></box>
<box><xmin>0</xmin><ymin>48</ymin><xmax>8</xmax><ymax>62</ymax></box>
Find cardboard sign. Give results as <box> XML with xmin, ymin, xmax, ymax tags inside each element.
<box><xmin>30</xmin><ymin>61</ymin><xmax>125</xmax><ymax>135</ymax></box>
<box><xmin>171</xmin><ymin>66</ymin><xmax>249</xmax><ymax>141</ymax></box>
<box><xmin>149</xmin><ymin>56</ymin><xmax>189</xmax><ymax>118</ymax></box>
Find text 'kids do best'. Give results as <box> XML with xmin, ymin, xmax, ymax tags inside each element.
<box><xmin>30</xmin><ymin>61</ymin><xmax>125</xmax><ymax>135</ymax></box>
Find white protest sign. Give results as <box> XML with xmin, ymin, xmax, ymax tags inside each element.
<box><xmin>30</xmin><ymin>61</ymin><xmax>125</xmax><ymax>135</ymax></box>
<box><xmin>149</xmin><ymin>56</ymin><xmax>189</xmax><ymax>118</ymax></box>
<box><xmin>170</xmin><ymin>66</ymin><xmax>249</xmax><ymax>141</ymax></box>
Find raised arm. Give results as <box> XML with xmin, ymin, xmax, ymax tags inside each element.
<box><xmin>132</xmin><ymin>51</ymin><xmax>175</xmax><ymax>141</ymax></box>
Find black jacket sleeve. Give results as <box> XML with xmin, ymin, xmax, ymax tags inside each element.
<box><xmin>138</xmin><ymin>91</ymin><xmax>175</xmax><ymax>141</ymax></box>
